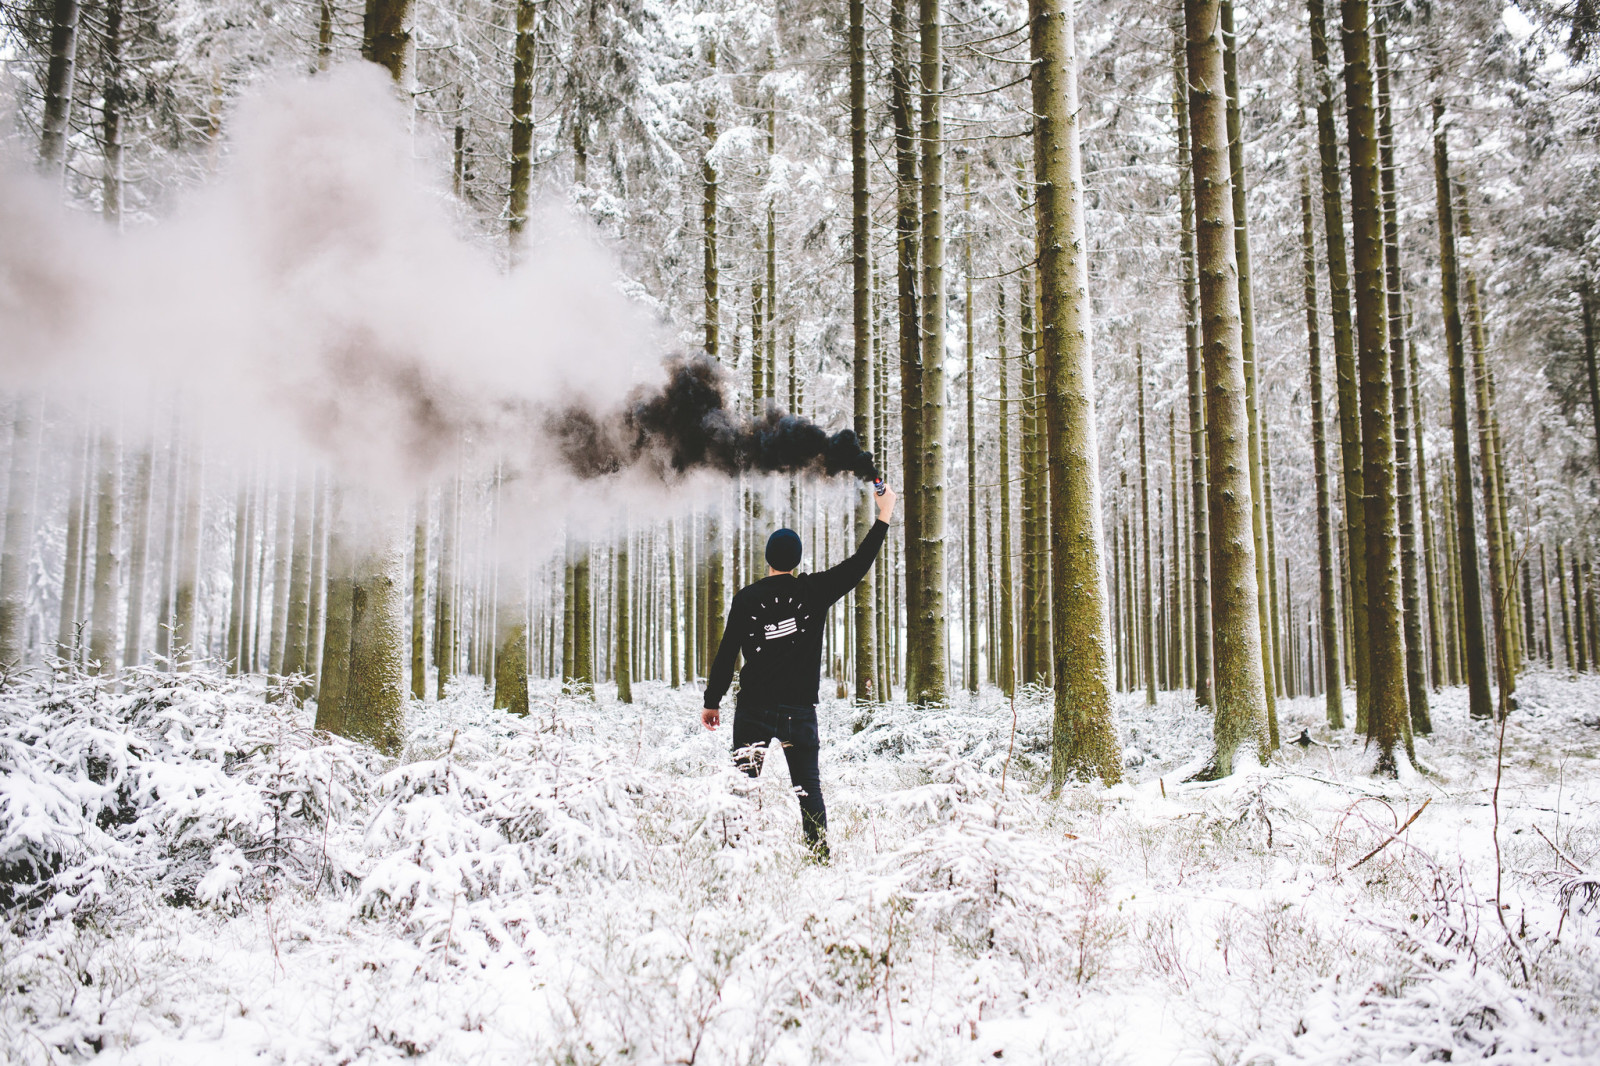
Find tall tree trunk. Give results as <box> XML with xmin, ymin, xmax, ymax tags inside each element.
<box><xmin>411</xmin><ymin>491</ymin><xmax>428</xmax><ymax>700</ymax></box>
<box><xmin>38</xmin><ymin>0</ymin><xmax>82</xmax><ymax>178</ymax></box>
<box><xmin>269</xmin><ymin>472</ymin><xmax>294</xmax><ymax>680</ymax></box>
<box><xmin>1310</xmin><ymin>0</ymin><xmax>1369</xmax><ymax>727</ymax></box>
<box><xmin>668</xmin><ymin>518</ymin><xmax>681</xmax><ymax>688</ymax></box>
<box><xmin>964</xmin><ymin>175</ymin><xmax>978</xmax><ymax>695</ymax></box>
<box><xmin>615</xmin><ymin>524</ymin><xmax>632</xmax><ymax>703</ymax></box>
<box><xmin>226</xmin><ymin>474</ymin><xmax>249</xmax><ymax>673</ymax></box>
<box><xmin>494</xmin><ymin>563</ymin><xmax>529</xmax><ymax>715</ymax></box>
<box><xmin>316</xmin><ymin>493</ymin><xmax>354</xmax><ymax>730</ymax></box>
<box><xmin>1559</xmin><ymin>541</ymin><xmax>1575</xmax><ymax>673</ymax></box>
<box><xmin>998</xmin><ymin>286</ymin><xmax>1017</xmax><ymax>696</ymax></box>
<box><xmin>282</xmin><ymin>471</ymin><xmax>315</xmax><ymax>692</ymax></box>
<box><xmin>1221</xmin><ymin>0</ymin><xmax>1278</xmax><ymax>741</ymax></box>
<box><xmin>1031</xmin><ymin>0</ymin><xmax>1120</xmax><ymax>785</ymax></box>
<box><xmin>88</xmin><ymin>428</ymin><xmax>120</xmax><ymax>675</ymax></box>
<box><xmin>1460</xmin><ymin>213</ymin><xmax>1513</xmax><ymax>713</ymax></box>
<box><xmin>508</xmin><ymin>0</ymin><xmax>536</xmax><ymax>244</ymax></box>
<box><xmin>1185</xmin><ymin>0</ymin><xmax>1268</xmax><ymax>779</ymax></box>
<box><xmin>121</xmin><ymin>437</ymin><xmax>152</xmax><ymax>669</ymax></box>
<box><xmin>1137</xmin><ymin>345</ymin><xmax>1156</xmax><ymax>706</ymax></box>
<box><xmin>1342</xmin><ymin>0</ymin><xmax>1410</xmax><ymax>772</ymax></box>
<box><xmin>0</xmin><ymin>399</ymin><xmax>41</xmax><ymax>667</ymax></box>
<box><xmin>1412</xmin><ymin>340</ymin><xmax>1444</xmax><ymax>689</ymax></box>
<box><xmin>170</xmin><ymin>442</ymin><xmax>207</xmax><ymax>670</ymax></box>
<box><xmin>101</xmin><ymin>0</ymin><xmax>125</xmax><ymax>227</ymax></box>
<box><xmin>916</xmin><ymin>0</ymin><xmax>949</xmax><ymax>705</ymax></box>
<box><xmin>345</xmin><ymin>516</ymin><xmax>406</xmax><ymax>753</ymax></box>
<box><xmin>1174</xmin><ymin>25</ymin><xmax>1213</xmax><ymax>708</ymax></box>
<box><xmin>361</xmin><ymin>0</ymin><xmax>414</xmax><ymax>83</ymax></box>
<box><xmin>890</xmin><ymin>0</ymin><xmax>924</xmax><ymax>699</ymax></box>
<box><xmin>1432</xmin><ymin>99</ymin><xmax>1493</xmax><ymax>720</ymax></box>
<box><xmin>574</xmin><ymin>541</ymin><xmax>594</xmax><ymax>693</ymax></box>
<box><xmin>1375</xmin><ymin>15</ymin><xmax>1428</xmax><ymax>734</ymax></box>
<box><xmin>851</xmin><ymin>0</ymin><xmax>878</xmax><ymax>704</ymax></box>
<box><xmin>436</xmin><ymin>474</ymin><xmax>457</xmax><ymax>698</ymax></box>
<box><xmin>154</xmin><ymin>418</ymin><xmax>180</xmax><ymax>667</ymax></box>
<box><xmin>1582</xmin><ymin>280</ymin><xmax>1600</xmax><ymax>480</ymax></box>
<box><xmin>1301</xmin><ymin>165</ymin><xmax>1345</xmax><ymax>728</ymax></box>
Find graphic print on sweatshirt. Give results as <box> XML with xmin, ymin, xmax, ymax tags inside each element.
<box><xmin>747</xmin><ymin>591</ymin><xmax>813</xmax><ymax>661</ymax></box>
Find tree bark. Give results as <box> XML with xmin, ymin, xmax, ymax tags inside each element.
<box><xmin>494</xmin><ymin>565</ymin><xmax>529</xmax><ymax>715</ymax></box>
<box><xmin>1310</xmin><ymin>0</ymin><xmax>1370</xmax><ymax>727</ymax></box>
<box><xmin>88</xmin><ymin>428</ymin><xmax>121</xmax><ymax>675</ymax></box>
<box><xmin>1301</xmin><ymin>165</ymin><xmax>1345</xmax><ymax>728</ymax></box>
<box><xmin>1411</xmin><ymin>340</ymin><xmax>1444</xmax><ymax>690</ymax></box>
<box><xmin>361</xmin><ymin>0</ymin><xmax>414</xmax><ymax>84</ymax></box>
<box><xmin>411</xmin><ymin>491</ymin><xmax>428</xmax><ymax>700</ymax></box>
<box><xmin>1375</xmin><ymin>15</ymin><xmax>1428</xmax><ymax>734</ymax></box>
<box><xmin>0</xmin><ymin>398</ymin><xmax>41</xmax><ymax>668</ymax></box>
<box><xmin>1137</xmin><ymin>344</ymin><xmax>1156</xmax><ymax>706</ymax></box>
<box><xmin>1032</xmin><ymin>0</ymin><xmax>1120</xmax><ymax>786</ymax></box>
<box><xmin>1342</xmin><ymin>0</ymin><xmax>1411</xmax><ymax>772</ymax></box>
<box><xmin>316</xmin><ymin>494</ymin><xmax>354</xmax><ymax>732</ymax></box>
<box><xmin>995</xmin><ymin>287</ymin><xmax>1017</xmax><ymax>696</ymax></box>
<box><xmin>121</xmin><ymin>437</ymin><xmax>152</xmax><ymax>669</ymax></box>
<box><xmin>1174</xmin><ymin>25</ymin><xmax>1212</xmax><ymax>708</ymax></box>
<box><xmin>964</xmin><ymin>174</ymin><xmax>978</xmax><ymax>694</ymax></box>
<box><xmin>916</xmin><ymin>0</ymin><xmax>949</xmax><ymax>705</ymax></box>
<box><xmin>851</xmin><ymin>0</ymin><xmax>878</xmax><ymax>704</ymax></box>
<box><xmin>508</xmin><ymin>0</ymin><xmax>537</xmax><ymax>245</ymax></box>
<box><xmin>436</xmin><ymin>474</ymin><xmax>457</xmax><ymax>698</ymax></box>
<box><xmin>615</xmin><ymin>525</ymin><xmax>632</xmax><ymax>703</ymax></box>
<box><xmin>268</xmin><ymin>472</ymin><xmax>295</xmax><ymax>681</ymax></box>
<box><xmin>890</xmin><ymin>0</ymin><xmax>924</xmax><ymax>698</ymax></box>
<box><xmin>37</xmin><ymin>0</ymin><xmax>82</xmax><ymax>178</ymax></box>
<box><xmin>1432</xmin><ymin>98</ymin><xmax>1493</xmax><ymax>720</ymax></box>
<box><xmin>282</xmin><ymin>471</ymin><xmax>315</xmax><ymax>694</ymax></box>
<box><xmin>345</xmin><ymin>517</ymin><xmax>407</xmax><ymax>754</ymax></box>
<box><xmin>1221</xmin><ymin>0</ymin><xmax>1277</xmax><ymax>739</ymax></box>
<box><xmin>1185</xmin><ymin>0</ymin><xmax>1268</xmax><ymax>779</ymax></box>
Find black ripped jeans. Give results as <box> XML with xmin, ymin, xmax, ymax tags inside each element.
<box><xmin>731</xmin><ymin>704</ymin><xmax>826</xmax><ymax>847</ymax></box>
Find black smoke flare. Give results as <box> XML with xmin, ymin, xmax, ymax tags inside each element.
<box><xmin>549</xmin><ymin>355</ymin><xmax>880</xmax><ymax>483</ymax></box>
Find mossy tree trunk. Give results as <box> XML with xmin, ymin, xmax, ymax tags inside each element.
<box><xmin>1309</xmin><ymin>0</ymin><xmax>1369</xmax><ymax>728</ymax></box>
<box><xmin>1173</xmin><ymin>25</ymin><xmax>1212</xmax><ymax>708</ymax></box>
<box><xmin>1221</xmin><ymin>0</ymin><xmax>1277</xmax><ymax>743</ymax></box>
<box><xmin>1432</xmin><ymin>98</ymin><xmax>1493</xmax><ymax>720</ymax></box>
<box><xmin>850</xmin><ymin>0</ymin><xmax>878</xmax><ymax>705</ymax></box>
<box><xmin>0</xmin><ymin>398</ymin><xmax>40</xmax><ymax>667</ymax></box>
<box><xmin>916</xmin><ymin>0</ymin><xmax>949</xmax><ymax>705</ymax></box>
<box><xmin>890</xmin><ymin>0</ymin><xmax>924</xmax><ymax>698</ymax></box>
<box><xmin>1341</xmin><ymin>0</ymin><xmax>1411</xmax><ymax>773</ymax></box>
<box><xmin>1184</xmin><ymin>0</ymin><xmax>1268</xmax><ymax>779</ymax></box>
<box><xmin>88</xmin><ymin>428</ymin><xmax>121</xmax><ymax>675</ymax></box>
<box><xmin>1301</xmin><ymin>164</ymin><xmax>1345</xmax><ymax>729</ymax></box>
<box><xmin>1030</xmin><ymin>0</ymin><xmax>1121</xmax><ymax>786</ymax></box>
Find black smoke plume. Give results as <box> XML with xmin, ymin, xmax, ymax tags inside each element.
<box><xmin>550</xmin><ymin>355</ymin><xmax>880</xmax><ymax>484</ymax></box>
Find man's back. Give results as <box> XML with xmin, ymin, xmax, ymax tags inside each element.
<box><xmin>703</xmin><ymin>517</ymin><xmax>887</xmax><ymax>713</ymax></box>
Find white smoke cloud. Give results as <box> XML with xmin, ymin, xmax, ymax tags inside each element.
<box><xmin>0</xmin><ymin>64</ymin><xmax>674</xmax><ymax>523</ymax></box>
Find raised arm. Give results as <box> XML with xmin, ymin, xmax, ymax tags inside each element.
<box><xmin>812</xmin><ymin>483</ymin><xmax>896</xmax><ymax>606</ymax></box>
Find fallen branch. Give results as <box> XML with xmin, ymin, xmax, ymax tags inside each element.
<box><xmin>1535</xmin><ymin>824</ymin><xmax>1586</xmax><ymax>875</ymax></box>
<box><xmin>1349</xmin><ymin>796</ymin><xmax>1432</xmax><ymax>871</ymax></box>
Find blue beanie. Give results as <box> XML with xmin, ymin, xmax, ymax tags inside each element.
<box><xmin>766</xmin><ymin>528</ymin><xmax>803</xmax><ymax>572</ymax></box>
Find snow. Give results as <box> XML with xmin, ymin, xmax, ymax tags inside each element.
<box><xmin>3</xmin><ymin>667</ymin><xmax>1599</xmax><ymax>1063</ymax></box>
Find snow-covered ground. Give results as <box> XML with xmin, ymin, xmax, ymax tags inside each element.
<box><xmin>2</xmin><ymin>666</ymin><xmax>1598</xmax><ymax>1064</ymax></box>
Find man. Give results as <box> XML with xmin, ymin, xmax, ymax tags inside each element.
<box><xmin>702</xmin><ymin>482</ymin><xmax>897</xmax><ymax>859</ymax></box>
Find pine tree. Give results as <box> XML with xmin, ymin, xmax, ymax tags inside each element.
<box><xmin>850</xmin><ymin>0</ymin><xmax>878</xmax><ymax>705</ymax></box>
<box><xmin>1031</xmin><ymin>0</ymin><xmax>1120</xmax><ymax>785</ymax></box>
<box><xmin>1432</xmin><ymin>97</ymin><xmax>1493</xmax><ymax>720</ymax></box>
<box><xmin>0</xmin><ymin>399</ymin><xmax>41</xmax><ymax>667</ymax></box>
<box><xmin>1173</xmin><ymin>24</ymin><xmax>1212</xmax><ymax>708</ymax></box>
<box><xmin>1185</xmin><ymin>0</ymin><xmax>1268</xmax><ymax>779</ymax></box>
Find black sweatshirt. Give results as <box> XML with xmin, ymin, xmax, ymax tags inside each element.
<box><xmin>703</xmin><ymin>518</ymin><xmax>888</xmax><ymax>712</ymax></box>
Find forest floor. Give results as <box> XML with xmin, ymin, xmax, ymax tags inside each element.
<box><xmin>2</xmin><ymin>665</ymin><xmax>1599</xmax><ymax>1064</ymax></box>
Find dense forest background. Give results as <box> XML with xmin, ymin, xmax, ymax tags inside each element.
<box><xmin>2</xmin><ymin>0</ymin><xmax>1600</xmax><ymax>780</ymax></box>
